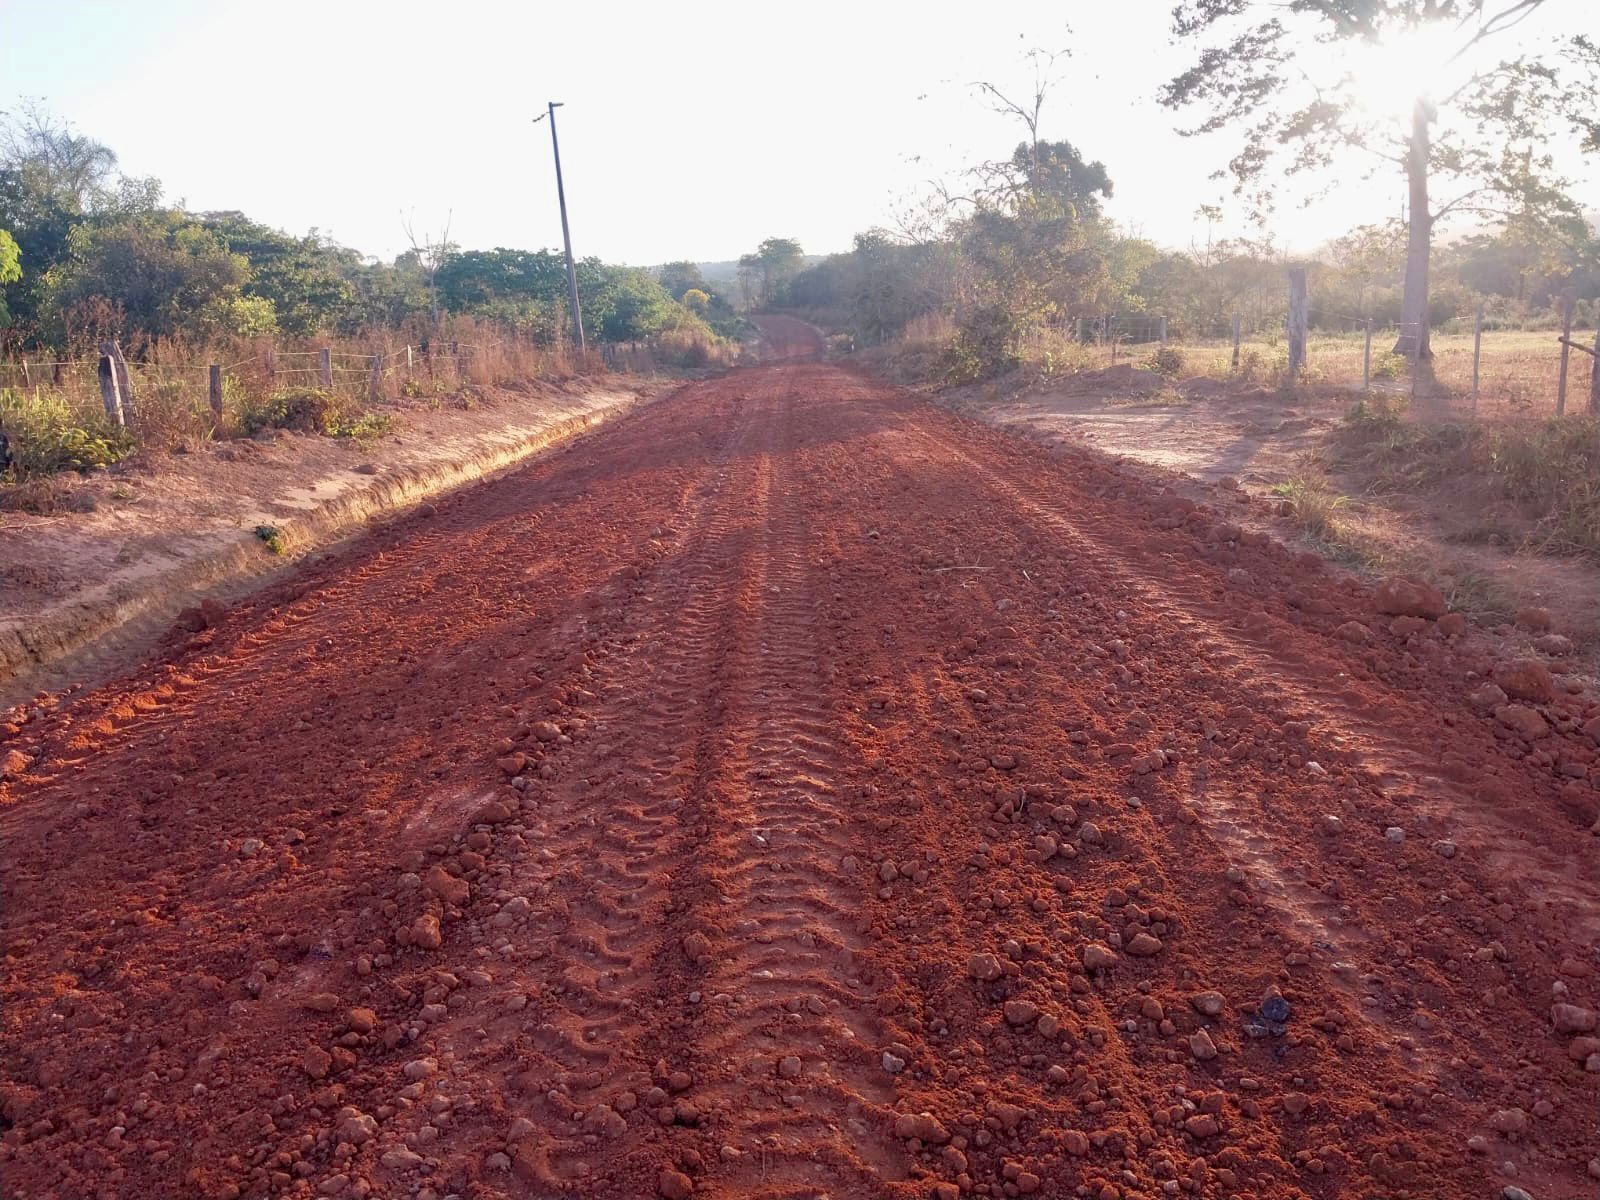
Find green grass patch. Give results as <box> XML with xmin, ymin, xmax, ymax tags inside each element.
<box><xmin>0</xmin><ymin>388</ymin><xmax>135</xmax><ymax>478</ymax></box>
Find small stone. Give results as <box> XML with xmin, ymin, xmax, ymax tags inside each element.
<box><xmin>402</xmin><ymin>1058</ymin><xmax>438</xmax><ymax>1081</ymax></box>
<box><xmin>1567</xmin><ymin>1035</ymin><xmax>1600</xmax><ymax>1061</ymax></box>
<box><xmin>0</xmin><ymin>749</ymin><xmax>31</xmax><ymax>779</ymax></box>
<box><xmin>1320</xmin><ymin>814</ymin><xmax>1344</xmax><ymax>836</ymax></box>
<box><xmin>657</xmin><ymin>1168</ymin><xmax>693</xmax><ymax>1199</ymax></box>
<box><xmin>1551</xmin><ymin>1004</ymin><xmax>1597</xmax><ymax>1034</ymax></box>
<box><xmin>881</xmin><ymin>1051</ymin><xmax>906</xmax><ymax>1074</ymax></box>
<box><xmin>682</xmin><ymin>931</ymin><xmax>713</xmax><ymax>965</ymax></box>
<box><xmin>533</xmin><ymin>721</ymin><xmax>562</xmax><ymax>743</ymax></box>
<box><xmin>1190</xmin><ymin>991</ymin><xmax>1225</xmax><ymax>1017</ymax></box>
<box><xmin>1064</xmin><ymin>1130</ymin><xmax>1090</xmax><ymax>1156</ymax></box>
<box><xmin>422</xmin><ymin>865</ymin><xmax>469</xmax><ymax>906</ymax></box>
<box><xmin>410</xmin><ymin>914</ymin><xmax>443</xmax><ymax>950</ymax></box>
<box><xmin>1432</xmin><ymin>840</ymin><xmax>1458</xmax><ymax>860</ymax></box>
<box><xmin>1470</xmin><ymin>682</ymin><xmax>1509</xmax><ymax>711</ymax></box>
<box><xmin>346</xmin><ymin>1008</ymin><xmax>378</xmax><ymax>1035</ymax></box>
<box><xmin>1489</xmin><ymin>1108</ymin><xmax>1529</xmax><ymax>1135</ymax></box>
<box><xmin>1502</xmin><ymin>1188</ymin><xmax>1533</xmax><ymax>1200</ymax></box>
<box><xmin>967</xmin><ymin>953</ymin><xmax>1003</xmax><ymax>982</ymax></box>
<box><xmin>379</xmin><ymin>1148</ymin><xmax>424</xmax><ymax>1169</ymax></box>
<box><xmin>1374</xmin><ymin>577</ymin><xmax>1446</xmax><ymax>619</ymax></box>
<box><xmin>1534</xmin><ymin>633</ymin><xmax>1573</xmax><ymax>656</ymax></box>
<box><xmin>1336</xmin><ymin>621</ymin><xmax>1373</xmax><ymax>644</ymax></box>
<box><xmin>301</xmin><ymin>992</ymin><xmax>340</xmax><ymax>1013</ymax></box>
<box><xmin>1082</xmin><ymin>943</ymin><xmax>1118</xmax><ymax>971</ymax></box>
<box><xmin>474</xmin><ymin>799</ymin><xmax>513</xmax><ymax>823</ymax></box>
<box><xmin>1184</xmin><ymin>1113</ymin><xmax>1220</xmax><ymax>1138</ymax></box>
<box><xmin>1281</xmin><ymin>1091</ymin><xmax>1310</xmax><ymax>1115</ymax></box>
<box><xmin>1384</xmin><ymin>826</ymin><xmax>1405</xmax><ymax>843</ymax></box>
<box><xmin>1126</xmin><ymin>932</ymin><xmax>1164</xmax><ymax>956</ymax></box>
<box><xmin>1495</xmin><ymin>704</ymin><xmax>1549</xmax><ymax>740</ymax></box>
<box><xmin>301</xmin><ymin>1046</ymin><xmax>333</xmax><ymax>1079</ymax></box>
<box><xmin>777</xmin><ymin>1056</ymin><xmax>802</xmax><ymax>1079</ymax></box>
<box><xmin>1189</xmin><ymin>1030</ymin><xmax>1218</xmax><ymax>1061</ymax></box>
<box><xmin>892</xmin><ymin>1112</ymin><xmax>951</xmax><ymax>1144</ymax></box>
<box><xmin>1004</xmin><ymin>1000</ymin><xmax>1040</xmax><ymax>1027</ymax></box>
<box><xmin>1494</xmin><ymin>659</ymin><xmax>1555</xmax><ymax>704</ymax></box>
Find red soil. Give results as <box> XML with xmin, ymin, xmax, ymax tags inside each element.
<box><xmin>3</xmin><ymin>315</ymin><xmax>1597</xmax><ymax>1200</ymax></box>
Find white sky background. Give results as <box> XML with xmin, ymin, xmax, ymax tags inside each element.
<box><xmin>4</xmin><ymin>0</ymin><xmax>1594</xmax><ymax>265</ymax></box>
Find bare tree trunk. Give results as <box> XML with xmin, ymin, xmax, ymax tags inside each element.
<box><xmin>1393</xmin><ymin>100</ymin><xmax>1434</xmax><ymax>373</ymax></box>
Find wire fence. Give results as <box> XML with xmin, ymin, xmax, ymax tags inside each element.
<box><xmin>0</xmin><ymin>332</ymin><xmax>588</xmax><ymax>444</ymax></box>
<box><xmin>1066</xmin><ymin>305</ymin><xmax>1598</xmax><ymax>419</ymax></box>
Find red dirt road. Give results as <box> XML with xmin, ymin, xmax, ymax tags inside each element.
<box><xmin>3</xmin><ymin>316</ymin><xmax>1598</xmax><ymax>1200</ymax></box>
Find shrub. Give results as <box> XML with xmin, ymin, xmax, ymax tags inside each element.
<box><xmin>341</xmin><ymin>411</ymin><xmax>395</xmax><ymax>443</ymax></box>
<box><xmin>239</xmin><ymin>387</ymin><xmax>347</xmax><ymax>436</ymax></box>
<box><xmin>254</xmin><ymin>524</ymin><xmax>284</xmax><ymax>554</ymax></box>
<box><xmin>1146</xmin><ymin>345</ymin><xmax>1185</xmax><ymax>377</ymax></box>
<box><xmin>1370</xmin><ymin>352</ymin><xmax>1409</xmax><ymax>381</ymax></box>
<box><xmin>1269</xmin><ymin>476</ymin><xmax>1346</xmax><ymax>537</ymax></box>
<box><xmin>0</xmin><ymin>388</ymin><xmax>135</xmax><ymax>478</ymax></box>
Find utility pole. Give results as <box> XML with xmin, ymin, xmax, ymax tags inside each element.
<box><xmin>536</xmin><ymin>101</ymin><xmax>586</xmax><ymax>354</ymax></box>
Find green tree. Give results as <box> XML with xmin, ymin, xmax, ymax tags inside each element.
<box><xmin>737</xmin><ymin>237</ymin><xmax>805</xmax><ymax>307</ymax></box>
<box><xmin>45</xmin><ymin>210</ymin><xmax>252</xmax><ymax>344</ymax></box>
<box><xmin>997</xmin><ymin>140</ymin><xmax>1113</xmax><ymax>220</ymax></box>
<box><xmin>1161</xmin><ymin>0</ymin><xmax>1597</xmax><ymax>369</ymax></box>
<box><xmin>0</xmin><ymin>228</ymin><xmax>19</xmax><ymax>328</ymax></box>
<box><xmin>200</xmin><ymin>212</ymin><xmax>356</xmax><ymax>336</ymax></box>
<box><xmin>657</xmin><ymin>260</ymin><xmax>706</xmax><ymax>301</ymax></box>
<box><xmin>593</xmin><ymin>269</ymin><xmax>680</xmax><ymax>341</ymax></box>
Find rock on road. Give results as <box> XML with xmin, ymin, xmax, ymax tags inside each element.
<box><xmin>3</xmin><ymin>316</ymin><xmax>1598</xmax><ymax>1200</ymax></box>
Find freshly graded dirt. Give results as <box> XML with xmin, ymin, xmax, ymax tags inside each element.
<box><xmin>3</xmin><ymin>317</ymin><xmax>1597</xmax><ymax>1200</ymax></box>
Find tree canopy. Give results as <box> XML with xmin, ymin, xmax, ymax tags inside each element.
<box><xmin>1160</xmin><ymin>0</ymin><xmax>1596</xmax><ymax>362</ymax></box>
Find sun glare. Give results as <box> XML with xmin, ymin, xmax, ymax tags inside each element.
<box><xmin>1338</xmin><ymin>24</ymin><xmax>1460</xmax><ymax>123</ymax></box>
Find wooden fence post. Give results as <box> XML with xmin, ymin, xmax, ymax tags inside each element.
<box><xmin>99</xmin><ymin>339</ymin><xmax>135</xmax><ymax>419</ymax></box>
<box><xmin>1159</xmin><ymin>316</ymin><xmax>1168</xmax><ymax>347</ymax></box>
<box><xmin>265</xmin><ymin>347</ymin><xmax>276</xmax><ymax>386</ymax></box>
<box><xmin>1286</xmin><ymin>267</ymin><xmax>1308</xmax><ymax>389</ymax></box>
<box><xmin>1471</xmin><ymin>304</ymin><xmax>1483</xmax><ymax>416</ymax></box>
<box><xmin>319</xmin><ymin>347</ymin><xmax>333</xmax><ymax>389</ymax></box>
<box><xmin>368</xmin><ymin>353</ymin><xmax>383</xmax><ymax>403</ymax></box>
<box><xmin>1363</xmin><ymin>317</ymin><xmax>1373</xmax><ymax>392</ymax></box>
<box><xmin>17</xmin><ymin>361</ymin><xmax>28</xmax><ymax>389</ymax></box>
<box><xmin>1231</xmin><ymin>314</ymin><xmax>1242</xmax><ymax>371</ymax></box>
<box><xmin>1590</xmin><ymin>325</ymin><xmax>1600</xmax><ymax>415</ymax></box>
<box><xmin>52</xmin><ymin>360</ymin><xmax>63</xmax><ymax>386</ymax></box>
<box><xmin>405</xmin><ymin>345</ymin><xmax>414</xmax><ymax>372</ymax></box>
<box><xmin>1556</xmin><ymin>293</ymin><xmax>1574</xmax><ymax>416</ymax></box>
<box><xmin>208</xmin><ymin>365</ymin><xmax>224</xmax><ymax>423</ymax></box>
<box><xmin>97</xmin><ymin>354</ymin><xmax>125</xmax><ymax>427</ymax></box>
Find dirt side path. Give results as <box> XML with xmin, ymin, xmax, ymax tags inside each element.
<box><xmin>2</xmin><ymin>361</ymin><xmax>1597</xmax><ymax>1200</ymax></box>
<box><xmin>0</xmin><ymin>376</ymin><xmax>655</xmax><ymax>706</ymax></box>
<box><xmin>939</xmin><ymin>372</ymin><xmax>1600</xmax><ymax>650</ymax></box>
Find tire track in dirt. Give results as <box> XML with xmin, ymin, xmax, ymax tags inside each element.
<box><xmin>3</xmin><ymin>345</ymin><xmax>1597</xmax><ymax>1200</ymax></box>
<box><xmin>681</xmin><ymin>375</ymin><xmax>909</xmax><ymax>1196</ymax></box>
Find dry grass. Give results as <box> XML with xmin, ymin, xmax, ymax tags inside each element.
<box><xmin>1269</xmin><ymin>475</ymin><xmax>1347</xmax><ymax>538</ymax></box>
<box><xmin>1182</xmin><ymin>329</ymin><xmax>1592</xmax><ymax>417</ymax></box>
<box><xmin>0</xmin><ymin>320</ymin><xmax>602</xmax><ymax>479</ymax></box>
<box><xmin>1336</xmin><ymin>404</ymin><xmax>1600</xmax><ymax>558</ymax></box>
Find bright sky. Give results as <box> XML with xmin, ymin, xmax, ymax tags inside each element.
<box><xmin>4</xmin><ymin>0</ymin><xmax>1591</xmax><ymax>266</ymax></box>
